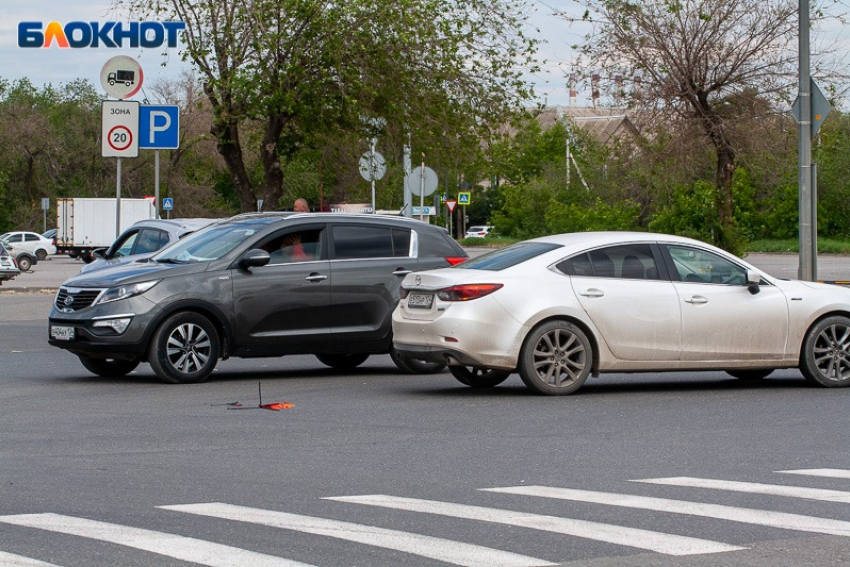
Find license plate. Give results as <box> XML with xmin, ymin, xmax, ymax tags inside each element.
<box><xmin>50</xmin><ymin>325</ymin><xmax>75</xmax><ymax>341</ymax></box>
<box><xmin>407</xmin><ymin>292</ymin><xmax>433</xmax><ymax>309</ymax></box>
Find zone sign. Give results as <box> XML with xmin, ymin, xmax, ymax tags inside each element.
<box><xmin>101</xmin><ymin>100</ymin><xmax>139</xmax><ymax>158</ymax></box>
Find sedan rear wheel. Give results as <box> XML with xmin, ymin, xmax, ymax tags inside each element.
<box><xmin>78</xmin><ymin>355</ymin><xmax>140</xmax><ymax>377</ymax></box>
<box><xmin>800</xmin><ymin>316</ymin><xmax>850</xmax><ymax>387</ymax></box>
<box><xmin>518</xmin><ymin>320</ymin><xmax>591</xmax><ymax>395</ymax></box>
<box><xmin>316</xmin><ymin>353</ymin><xmax>369</xmax><ymax>371</ymax></box>
<box><xmin>16</xmin><ymin>255</ymin><xmax>31</xmax><ymax>271</ymax></box>
<box><xmin>36</xmin><ymin>249</ymin><xmax>48</xmax><ymax>261</ymax></box>
<box><xmin>149</xmin><ymin>312</ymin><xmax>220</xmax><ymax>384</ymax></box>
<box><xmin>448</xmin><ymin>366</ymin><xmax>510</xmax><ymax>388</ymax></box>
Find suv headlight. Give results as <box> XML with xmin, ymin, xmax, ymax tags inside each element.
<box><xmin>95</xmin><ymin>280</ymin><xmax>159</xmax><ymax>305</ymax></box>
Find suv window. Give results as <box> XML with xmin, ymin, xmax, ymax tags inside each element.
<box><xmin>332</xmin><ymin>225</ymin><xmax>406</xmax><ymax>259</ymax></box>
<box><xmin>264</xmin><ymin>228</ymin><xmax>324</xmax><ymax>264</ymax></box>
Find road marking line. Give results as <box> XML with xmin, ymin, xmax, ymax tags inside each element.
<box><xmin>161</xmin><ymin>502</ymin><xmax>554</xmax><ymax>567</ymax></box>
<box><xmin>634</xmin><ymin>477</ymin><xmax>850</xmax><ymax>503</ymax></box>
<box><xmin>778</xmin><ymin>469</ymin><xmax>850</xmax><ymax>480</ymax></box>
<box><xmin>0</xmin><ymin>513</ymin><xmax>313</xmax><ymax>567</ymax></box>
<box><xmin>326</xmin><ymin>494</ymin><xmax>744</xmax><ymax>556</ymax></box>
<box><xmin>484</xmin><ymin>485</ymin><xmax>850</xmax><ymax>537</ymax></box>
<box><xmin>0</xmin><ymin>551</ymin><xmax>61</xmax><ymax>566</ymax></box>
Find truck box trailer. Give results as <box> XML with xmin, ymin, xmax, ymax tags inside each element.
<box><xmin>56</xmin><ymin>198</ymin><xmax>156</xmax><ymax>262</ymax></box>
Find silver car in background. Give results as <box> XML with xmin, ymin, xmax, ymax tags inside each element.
<box><xmin>81</xmin><ymin>218</ymin><xmax>217</xmax><ymax>273</ymax></box>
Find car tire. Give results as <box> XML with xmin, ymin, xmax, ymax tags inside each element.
<box><xmin>316</xmin><ymin>353</ymin><xmax>370</xmax><ymax>370</ymax></box>
<box><xmin>390</xmin><ymin>349</ymin><xmax>446</xmax><ymax>374</ymax></box>
<box><xmin>518</xmin><ymin>320</ymin><xmax>591</xmax><ymax>395</ymax></box>
<box><xmin>36</xmin><ymin>249</ymin><xmax>48</xmax><ymax>261</ymax></box>
<box><xmin>448</xmin><ymin>366</ymin><xmax>510</xmax><ymax>388</ymax></box>
<box><xmin>800</xmin><ymin>315</ymin><xmax>850</xmax><ymax>387</ymax></box>
<box><xmin>149</xmin><ymin>312</ymin><xmax>220</xmax><ymax>384</ymax></box>
<box><xmin>16</xmin><ymin>255</ymin><xmax>32</xmax><ymax>271</ymax></box>
<box><xmin>78</xmin><ymin>355</ymin><xmax>140</xmax><ymax>377</ymax></box>
<box><xmin>726</xmin><ymin>369</ymin><xmax>773</xmax><ymax>381</ymax></box>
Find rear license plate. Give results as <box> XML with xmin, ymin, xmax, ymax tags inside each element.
<box><xmin>407</xmin><ymin>292</ymin><xmax>433</xmax><ymax>309</ymax></box>
<box><xmin>50</xmin><ymin>325</ymin><xmax>75</xmax><ymax>341</ymax></box>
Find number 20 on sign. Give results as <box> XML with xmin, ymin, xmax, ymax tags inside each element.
<box><xmin>101</xmin><ymin>100</ymin><xmax>139</xmax><ymax>158</ymax></box>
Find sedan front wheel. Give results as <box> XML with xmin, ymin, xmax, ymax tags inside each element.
<box><xmin>800</xmin><ymin>315</ymin><xmax>850</xmax><ymax>387</ymax></box>
<box><xmin>518</xmin><ymin>320</ymin><xmax>591</xmax><ymax>395</ymax></box>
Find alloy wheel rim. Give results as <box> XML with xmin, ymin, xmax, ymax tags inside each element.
<box><xmin>532</xmin><ymin>328</ymin><xmax>586</xmax><ymax>387</ymax></box>
<box><xmin>813</xmin><ymin>323</ymin><xmax>850</xmax><ymax>382</ymax></box>
<box><xmin>166</xmin><ymin>323</ymin><xmax>211</xmax><ymax>374</ymax></box>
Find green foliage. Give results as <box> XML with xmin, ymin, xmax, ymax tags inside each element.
<box><xmin>545</xmin><ymin>197</ymin><xmax>641</xmax><ymax>233</ymax></box>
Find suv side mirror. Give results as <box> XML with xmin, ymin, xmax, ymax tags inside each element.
<box><xmin>746</xmin><ymin>269</ymin><xmax>761</xmax><ymax>295</ymax></box>
<box><xmin>240</xmin><ymin>249</ymin><xmax>270</xmax><ymax>269</ymax></box>
<box><xmin>92</xmin><ymin>248</ymin><xmax>107</xmax><ymax>260</ymax></box>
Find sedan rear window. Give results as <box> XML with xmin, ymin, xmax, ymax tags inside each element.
<box><xmin>455</xmin><ymin>242</ymin><xmax>561</xmax><ymax>271</ymax></box>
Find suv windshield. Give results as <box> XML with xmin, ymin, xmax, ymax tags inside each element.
<box><xmin>455</xmin><ymin>241</ymin><xmax>561</xmax><ymax>271</ymax></box>
<box><xmin>153</xmin><ymin>223</ymin><xmax>263</xmax><ymax>263</ymax></box>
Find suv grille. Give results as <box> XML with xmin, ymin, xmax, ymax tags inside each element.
<box><xmin>55</xmin><ymin>287</ymin><xmax>105</xmax><ymax>312</ymax></box>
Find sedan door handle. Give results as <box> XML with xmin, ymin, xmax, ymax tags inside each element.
<box><xmin>392</xmin><ymin>269</ymin><xmax>413</xmax><ymax>276</ymax></box>
<box><xmin>306</xmin><ymin>273</ymin><xmax>328</xmax><ymax>283</ymax></box>
<box><xmin>578</xmin><ymin>288</ymin><xmax>604</xmax><ymax>298</ymax></box>
<box><xmin>685</xmin><ymin>295</ymin><xmax>708</xmax><ymax>304</ymax></box>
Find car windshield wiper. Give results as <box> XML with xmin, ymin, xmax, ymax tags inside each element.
<box><xmin>156</xmin><ymin>257</ymin><xmax>190</xmax><ymax>264</ymax></box>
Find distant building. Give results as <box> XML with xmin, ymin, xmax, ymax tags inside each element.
<box><xmin>534</xmin><ymin>106</ymin><xmax>641</xmax><ymax>146</ymax></box>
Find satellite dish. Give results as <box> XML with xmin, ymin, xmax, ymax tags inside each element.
<box><xmin>406</xmin><ymin>166</ymin><xmax>438</xmax><ymax>197</ymax></box>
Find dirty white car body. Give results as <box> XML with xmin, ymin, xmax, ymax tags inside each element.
<box><xmin>392</xmin><ymin>232</ymin><xmax>850</xmax><ymax>395</ymax></box>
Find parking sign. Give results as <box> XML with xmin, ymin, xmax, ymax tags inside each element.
<box><xmin>139</xmin><ymin>105</ymin><xmax>179</xmax><ymax>149</ymax></box>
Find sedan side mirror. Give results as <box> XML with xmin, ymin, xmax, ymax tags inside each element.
<box><xmin>746</xmin><ymin>269</ymin><xmax>761</xmax><ymax>295</ymax></box>
<box><xmin>240</xmin><ymin>248</ymin><xmax>270</xmax><ymax>269</ymax></box>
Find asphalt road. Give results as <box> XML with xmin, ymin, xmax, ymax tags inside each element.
<box><xmin>2</xmin><ymin>253</ymin><xmax>850</xmax><ymax>566</ymax></box>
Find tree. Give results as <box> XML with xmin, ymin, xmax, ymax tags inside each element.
<box><xmin>572</xmin><ymin>0</ymin><xmax>802</xmax><ymax>252</ymax></box>
<box><xmin>117</xmin><ymin>0</ymin><xmax>539</xmax><ymax>212</ymax></box>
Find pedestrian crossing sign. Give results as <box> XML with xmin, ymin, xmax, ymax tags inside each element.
<box><xmin>458</xmin><ymin>192</ymin><xmax>471</xmax><ymax>205</ymax></box>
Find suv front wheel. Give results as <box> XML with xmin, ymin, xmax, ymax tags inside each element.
<box><xmin>149</xmin><ymin>312</ymin><xmax>220</xmax><ymax>384</ymax></box>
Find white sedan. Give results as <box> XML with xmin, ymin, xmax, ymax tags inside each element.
<box><xmin>0</xmin><ymin>231</ymin><xmax>56</xmax><ymax>260</ymax></box>
<box><xmin>393</xmin><ymin>232</ymin><xmax>850</xmax><ymax>395</ymax></box>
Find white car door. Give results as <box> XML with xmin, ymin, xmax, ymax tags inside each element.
<box><xmin>566</xmin><ymin>244</ymin><xmax>682</xmax><ymax>362</ymax></box>
<box><xmin>665</xmin><ymin>244</ymin><xmax>789</xmax><ymax>361</ymax></box>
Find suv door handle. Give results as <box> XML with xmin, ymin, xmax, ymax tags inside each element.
<box><xmin>306</xmin><ymin>273</ymin><xmax>328</xmax><ymax>283</ymax></box>
<box><xmin>392</xmin><ymin>269</ymin><xmax>413</xmax><ymax>276</ymax></box>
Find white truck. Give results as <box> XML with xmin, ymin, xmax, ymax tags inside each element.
<box><xmin>56</xmin><ymin>198</ymin><xmax>156</xmax><ymax>263</ymax></box>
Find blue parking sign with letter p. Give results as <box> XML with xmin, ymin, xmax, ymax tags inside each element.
<box><xmin>139</xmin><ymin>105</ymin><xmax>179</xmax><ymax>149</ymax></box>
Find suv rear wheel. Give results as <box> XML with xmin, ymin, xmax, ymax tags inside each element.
<box><xmin>390</xmin><ymin>349</ymin><xmax>446</xmax><ymax>374</ymax></box>
<box><xmin>316</xmin><ymin>353</ymin><xmax>369</xmax><ymax>370</ymax></box>
<box><xmin>149</xmin><ymin>312</ymin><xmax>220</xmax><ymax>384</ymax></box>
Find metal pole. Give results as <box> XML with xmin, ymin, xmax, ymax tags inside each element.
<box><xmin>116</xmin><ymin>158</ymin><xmax>122</xmax><ymax>238</ymax></box>
<box><xmin>798</xmin><ymin>0</ymin><xmax>814</xmax><ymax>281</ymax></box>
<box><xmin>154</xmin><ymin>150</ymin><xmax>161</xmax><ymax>219</ymax></box>
<box><xmin>370</xmin><ymin>139</ymin><xmax>376</xmax><ymax>214</ymax></box>
<box><xmin>419</xmin><ymin>155</ymin><xmax>425</xmax><ymax>222</ymax></box>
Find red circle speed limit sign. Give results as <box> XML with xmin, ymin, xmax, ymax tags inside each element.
<box><xmin>101</xmin><ymin>100</ymin><xmax>140</xmax><ymax>158</ymax></box>
<box><xmin>107</xmin><ymin>125</ymin><xmax>134</xmax><ymax>151</ymax></box>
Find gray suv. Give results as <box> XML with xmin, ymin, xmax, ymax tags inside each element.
<box><xmin>48</xmin><ymin>213</ymin><xmax>467</xmax><ymax>383</ymax></box>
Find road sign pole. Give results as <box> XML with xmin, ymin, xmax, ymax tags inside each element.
<box><xmin>420</xmin><ymin>156</ymin><xmax>425</xmax><ymax>222</ymax></box>
<box><xmin>154</xmin><ymin>150</ymin><xmax>161</xmax><ymax>219</ymax></box>
<box><xmin>116</xmin><ymin>158</ymin><xmax>122</xmax><ymax>238</ymax></box>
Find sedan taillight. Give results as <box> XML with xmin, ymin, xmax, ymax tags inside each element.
<box><xmin>436</xmin><ymin>284</ymin><xmax>503</xmax><ymax>301</ymax></box>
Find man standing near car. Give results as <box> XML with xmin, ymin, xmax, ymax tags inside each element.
<box><xmin>294</xmin><ymin>198</ymin><xmax>309</xmax><ymax>213</ymax></box>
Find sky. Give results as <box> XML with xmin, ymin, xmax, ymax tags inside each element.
<box><xmin>0</xmin><ymin>0</ymin><xmax>592</xmax><ymax>108</ymax></box>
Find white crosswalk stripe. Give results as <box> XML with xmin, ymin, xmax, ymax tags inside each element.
<box><xmin>0</xmin><ymin>513</ymin><xmax>314</xmax><ymax>567</ymax></box>
<box><xmin>483</xmin><ymin>485</ymin><xmax>850</xmax><ymax>537</ymax></box>
<box><xmin>634</xmin><ymin>476</ymin><xmax>850</xmax><ymax>502</ymax></box>
<box><xmin>0</xmin><ymin>551</ymin><xmax>62</xmax><ymax>566</ymax></box>
<box><xmin>161</xmin><ymin>502</ymin><xmax>555</xmax><ymax>567</ymax></box>
<box><xmin>326</xmin><ymin>494</ymin><xmax>745</xmax><ymax>555</ymax></box>
<box><xmin>778</xmin><ymin>468</ymin><xmax>850</xmax><ymax>479</ymax></box>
